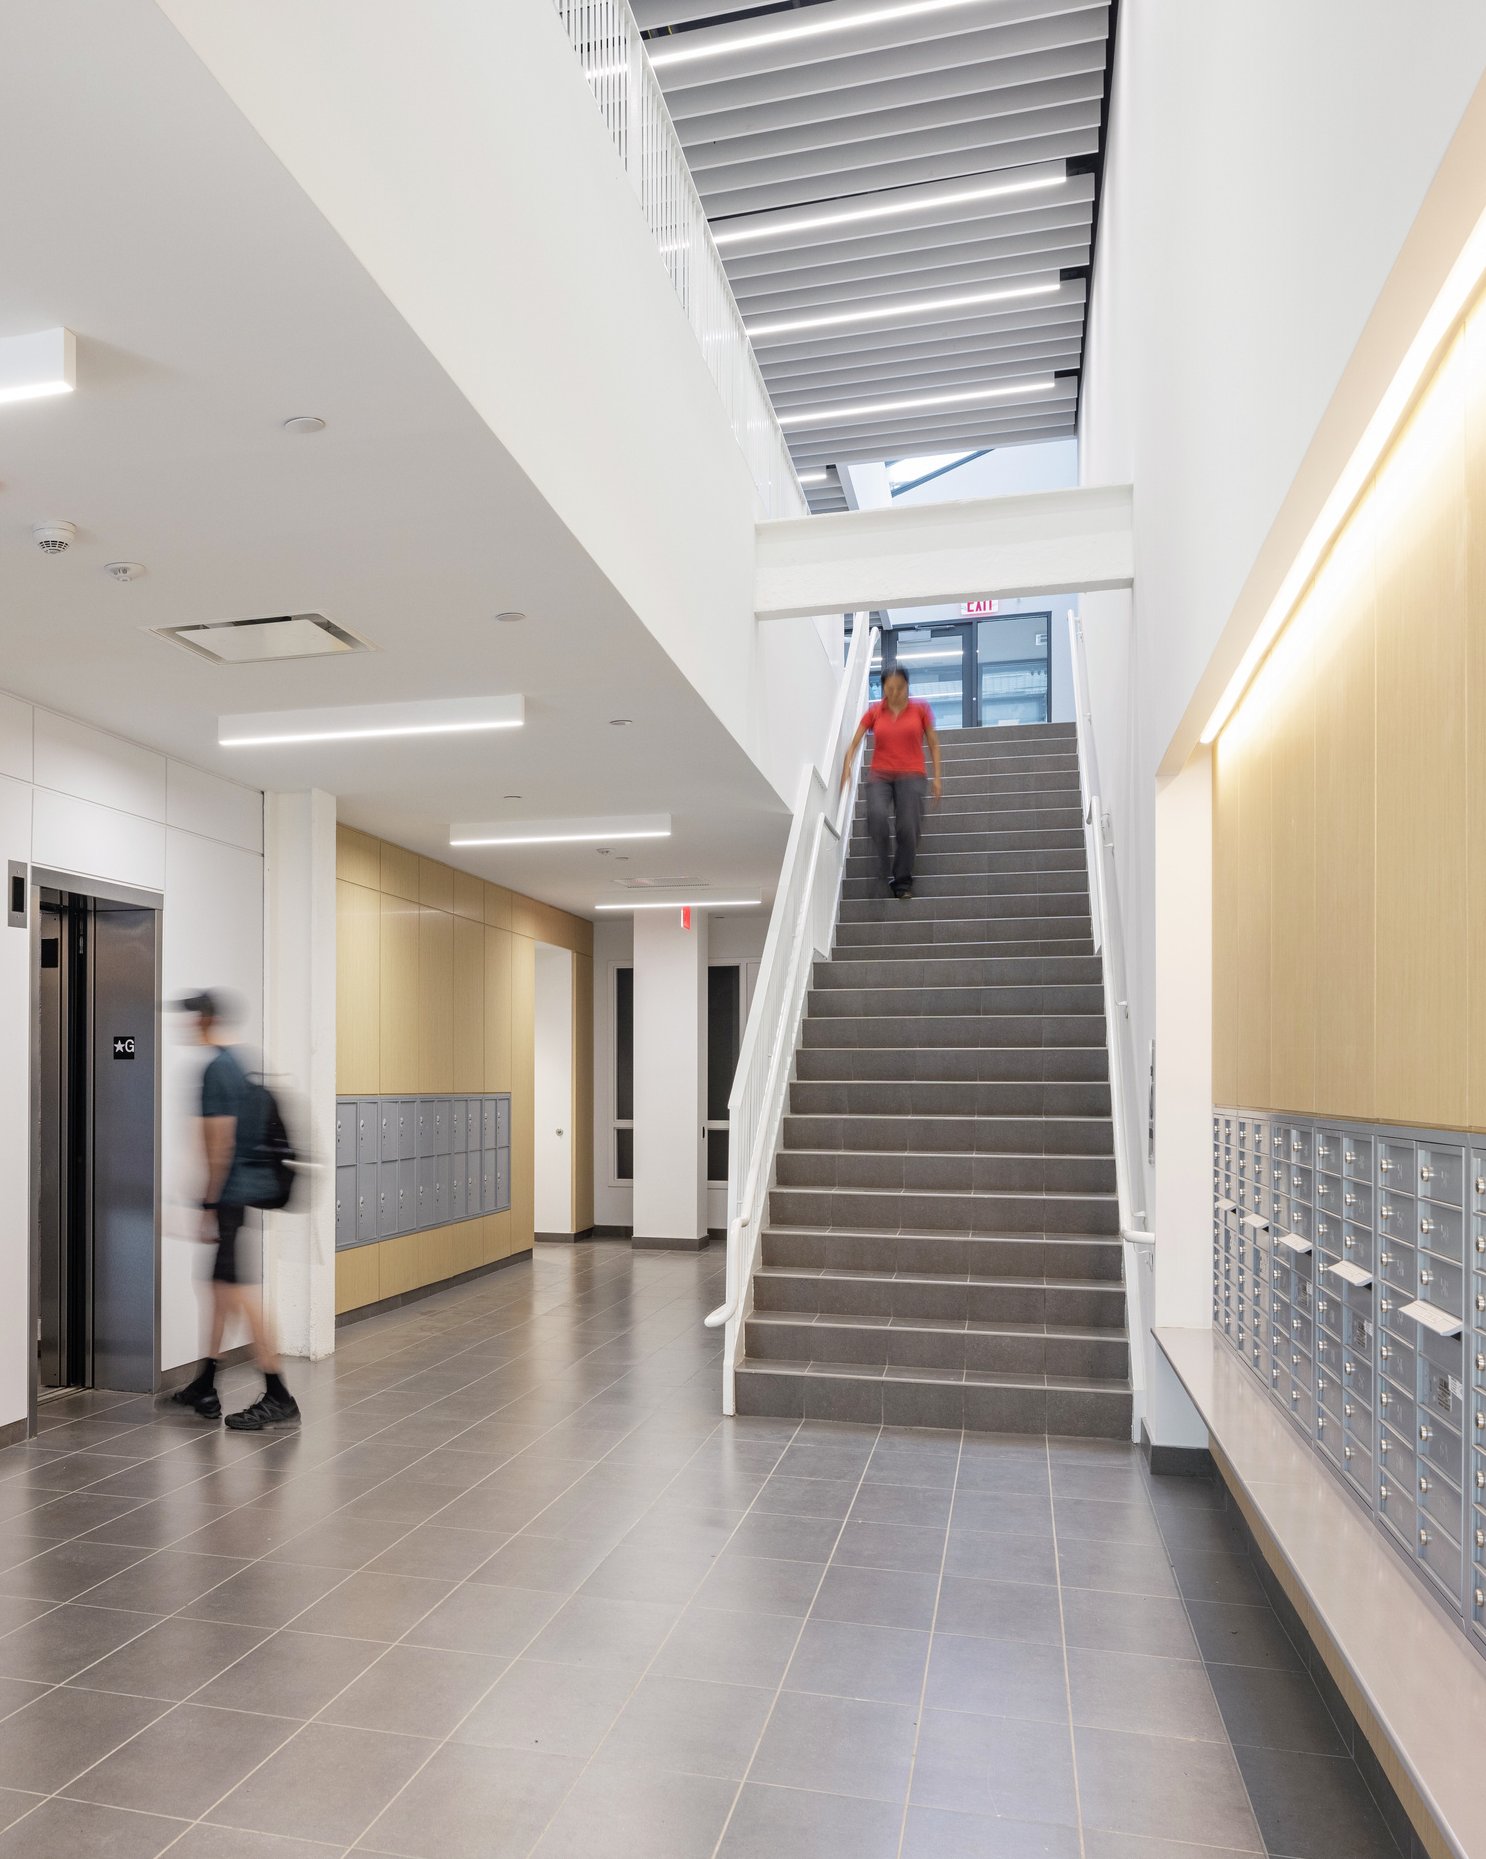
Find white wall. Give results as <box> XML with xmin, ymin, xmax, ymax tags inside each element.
<box><xmin>158</xmin><ymin>0</ymin><xmax>841</xmax><ymax>815</ymax></box>
<box><xmin>1077</xmin><ymin>3</ymin><xmax>1486</xmax><ymax>1431</ymax></box>
<box><xmin>632</xmin><ymin>910</ymin><xmax>708</xmax><ymax>1244</ymax></box>
<box><xmin>0</xmin><ymin>692</ymin><xmax>265</xmax><ymax>1423</ymax></box>
<box><xmin>592</xmin><ymin>912</ymin><xmax>767</xmax><ymax>1235</ymax></box>
<box><xmin>534</xmin><ymin>943</ymin><xmax>574</xmax><ymax>1237</ymax></box>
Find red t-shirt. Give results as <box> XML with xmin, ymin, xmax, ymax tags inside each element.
<box><xmin>862</xmin><ymin>699</ymin><xmax>933</xmax><ymax>778</ymax></box>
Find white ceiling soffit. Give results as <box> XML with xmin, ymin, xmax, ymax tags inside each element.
<box><xmin>641</xmin><ymin>0</ymin><xmax>1112</xmax><ymax>499</ymax></box>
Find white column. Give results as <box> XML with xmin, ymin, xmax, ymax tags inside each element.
<box><xmin>534</xmin><ymin>944</ymin><xmax>575</xmax><ymax>1238</ymax></box>
<box><xmin>261</xmin><ymin>790</ymin><xmax>337</xmax><ymax>1359</ymax></box>
<box><xmin>632</xmin><ymin>907</ymin><xmax>708</xmax><ymax>1249</ymax></box>
<box><xmin>1147</xmin><ymin>752</ymin><xmax>1213</xmax><ymax>1447</ymax></box>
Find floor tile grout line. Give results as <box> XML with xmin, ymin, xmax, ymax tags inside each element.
<box><xmin>0</xmin><ymin>1249</ymin><xmax>740</xmax><ymax>1853</ymax></box>
<box><xmin>890</xmin><ymin>1426</ymin><xmax>964</xmax><ymax>1859</ymax></box>
<box><xmin>316</xmin><ymin>1413</ymin><xmax>812</xmax><ymax>1858</ymax></box>
<box><xmin>1137</xmin><ymin>1468</ymin><xmax>1274</xmax><ymax>1857</ymax></box>
<box><xmin>1047</xmin><ymin>1438</ymin><xmax>1092</xmax><ymax>1859</ymax></box>
<box><xmin>703</xmin><ymin>1426</ymin><xmax>901</xmax><ymax>1859</ymax></box>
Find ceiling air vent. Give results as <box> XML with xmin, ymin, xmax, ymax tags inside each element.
<box><xmin>152</xmin><ymin>613</ymin><xmax>370</xmax><ymax>664</ymax></box>
<box><xmin>615</xmin><ymin>877</ymin><xmax>706</xmax><ymax>891</ymax></box>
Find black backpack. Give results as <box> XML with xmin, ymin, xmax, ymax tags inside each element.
<box><xmin>243</xmin><ymin>1075</ymin><xmax>299</xmax><ymax>1211</ymax></box>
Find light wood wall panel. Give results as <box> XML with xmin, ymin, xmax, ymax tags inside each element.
<box><xmin>336</xmin><ymin>880</ymin><xmax>380</xmax><ymax>1095</ymax></box>
<box><xmin>335</xmin><ymin>831</ymin><xmax>594</xmax><ymax>1309</ymax></box>
<box><xmin>336</xmin><ymin>825</ymin><xmax>380</xmax><ymax>891</ymax></box>
<box><xmin>1211</xmin><ymin>736</ymin><xmax>1240</xmax><ymax>1108</ymax></box>
<box><xmin>378</xmin><ymin>893</ymin><xmax>421</xmax><ymax>1095</ymax></box>
<box><xmin>1267</xmin><ymin>630</ymin><xmax>1316</xmax><ymax>1115</ymax></box>
<box><xmin>1467</xmin><ymin>307</ymin><xmax>1486</xmax><ymax>1126</ymax></box>
<box><xmin>1215</xmin><ymin>296</ymin><xmax>1486</xmax><ymax>1132</ymax></box>
<box><xmin>418</xmin><ymin>905</ymin><xmax>454</xmax><ymax>1094</ymax></box>
<box><xmin>452</xmin><ymin>916</ymin><xmax>485</xmax><ymax>1093</ymax></box>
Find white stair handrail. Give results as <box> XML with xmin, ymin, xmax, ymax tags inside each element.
<box><xmin>705</xmin><ymin>616</ymin><xmax>876</xmax><ymax>1412</ymax></box>
<box><xmin>1068</xmin><ymin>612</ymin><xmax>1153</xmax><ymax>1441</ymax></box>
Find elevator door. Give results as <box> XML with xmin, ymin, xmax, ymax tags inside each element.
<box><xmin>36</xmin><ymin>889</ymin><xmax>159</xmax><ymax>1397</ymax></box>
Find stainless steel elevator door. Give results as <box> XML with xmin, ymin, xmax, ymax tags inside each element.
<box><xmin>36</xmin><ymin>900</ymin><xmax>77</xmax><ymax>1392</ymax></box>
<box><xmin>89</xmin><ymin>901</ymin><xmax>158</xmax><ymax>1392</ymax></box>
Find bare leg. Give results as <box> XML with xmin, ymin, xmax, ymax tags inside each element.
<box><xmin>207</xmin><ymin>1283</ymin><xmax>230</xmax><ymax>1359</ymax></box>
<box><xmin>234</xmin><ymin>1285</ymin><xmax>281</xmax><ymax>1374</ymax></box>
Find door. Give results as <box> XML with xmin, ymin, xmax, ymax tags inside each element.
<box><xmin>533</xmin><ymin>944</ymin><xmax>573</xmax><ymax>1237</ymax></box>
<box><xmin>878</xmin><ymin>624</ymin><xmax>971</xmax><ymax>731</ymax></box>
<box><xmin>35</xmin><ymin>887</ymin><xmax>160</xmax><ymax>1399</ymax></box>
<box><xmin>976</xmin><ymin>612</ymin><xmax>1051</xmax><ymax>725</ymax></box>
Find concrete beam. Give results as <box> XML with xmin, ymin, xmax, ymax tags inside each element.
<box><xmin>755</xmin><ymin>483</ymin><xmax>1134</xmax><ymax>621</ymax></box>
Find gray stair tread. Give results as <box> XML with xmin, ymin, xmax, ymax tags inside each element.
<box><xmin>752</xmin><ymin>1311</ymin><xmax>1123</xmax><ymax>1342</ymax></box>
<box><xmin>764</xmin><ymin>1221</ymin><xmax>1119</xmax><ymax>1243</ymax></box>
<box><xmin>757</xmin><ymin>1265</ymin><xmax>1123</xmax><ymax>1292</ymax></box>
<box><xmin>782</xmin><ymin>1145</ymin><xmax>1114</xmax><ymax>1163</ymax></box>
<box><xmin>737</xmin><ymin>1358</ymin><xmax>1131</xmax><ymax>1393</ymax></box>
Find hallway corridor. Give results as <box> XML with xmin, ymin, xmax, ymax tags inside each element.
<box><xmin>0</xmin><ymin>1247</ymin><xmax>1403</xmax><ymax>1857</ymax></box>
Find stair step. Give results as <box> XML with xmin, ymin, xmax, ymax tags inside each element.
<box><xmin>839</xmin><ymin>882</ymin><xmax>1089</xmax><ymax>916</ymax></box>
<box><xmin>768</xmin><ymin>1176</ymin><xmax>1119</xmax><ymax>1234</ymax></box>
<box><xmin>775</xmin><ymin>1149</ymin><xmax>1117</xmax><ymax>1194</ymax></box>
<box><xmin>733</xmin><ymin>1360</ymin><xmax>1133</xmax><ymax>1436</ymax></box>
<box><xmin>852</xmin><ymin>809</ymin><xmax>1085</xmax><ymax>837</ymax></box>
<box><xmin>794</xmin><ymin>1046</ymin><xmax>1111</xmax><ymax>1084</ymax></box>
<box><xmin>788</xmin><ymin>1078</ymin><xmax>1112</xmax><ymax>1117</ymax></box>
<box><xmin>762</xmin><ymin>1223</ymin><xmax>1123</xmax><ymax>1277</ymax></box>
<box><xmin>781</xmin><ymin>1112</ymin><xmax>1114</xmax><ymax>1156</ymax></box>
<box><xmin>807</xmin><ymin>982</ymin><xmax>1105</xmax><ymax>1018</ymax></box>
<box><xmin>753</xmin><ymin>1265</ymin><xmax>1126</xmax><ymax>1327</ymax></box>
<box><xmin>801</xmin><ymin>1014</ymin><xmax>1106</xmax><ymax>1051</ymax></box>
<box><xmin>746</xmin><ymin>1309</ymin><xmax>1130</xmax><ymax>1378</ymax></box>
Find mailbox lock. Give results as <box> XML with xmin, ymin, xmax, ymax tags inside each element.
<box><xmin>1477</xmin><ymin>1176</ymin><xmax>1486</xmax><ymax>1195</ymax></box>
<box><xmin>1477</xmin><ymin>1355</ymin><xmax>1486</xmax><ymax>1372</ymax></box>
<box><xmin>1381</xmin><ymin>1159</ymin><xmax>1396</xmax><ymax>1173</ymax></box>
<box><xmin>1477</xmin><ymin>1589</ymin><xmax>1486</xmax><ymax>1609</ymax></box>
<box><xmin>1419</xmin><ymin>1476</ymin><xmax>1431</xmax><ymax>1493</ymax></box>
<box><xmin>1380</xmin><ymin>1482</ymin><xmax>1390</xmax><ymax>1499</ymax></box>
<box><xmin>1421</xmin><ymin>1165</ymin><xmax>1435</xmax><ymax>1182</ymax></box>
<box><xmin>1420</xmin><ymin>1269</ymin><xmax>1434</xmax><ymax>1286</ymax></box>
<box><xmin>1420</xmin><ymin>1529</ymin><xmax>1432</xmax><ymax>1547</ymax></box>
<box><xmin>1343</xmin><ymin>1446</ymin><xmax>1353</xmax><ymax>1461</ymax></box>
<box><xmin>1381</xmin><ymin>1345</ymin><xmax>1392</xmax><ymax>1359</ymax></box>
<box><xmin>1345</xmin><ymin>1150</ymin><xmax>1357</xmax><ymax>1164</ymax></box>
<box><xmin>1421</xmin><ymin>1219</ymin><xmax>1437</xmax><ymax>1237</ymax></box>
<box><xmin>1344</xmin><ymin>1403</ymin><xmax>1355</xmax><ymax>1419</ymax></box>
<box><xmin>1420</xmin><ymin>1424</ymin><xmax>1433</xmax><ymax>1443</ymax></box>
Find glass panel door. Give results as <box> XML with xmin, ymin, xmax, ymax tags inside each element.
<box><xmin>976</xmin><ymin>613</ymin><xmax>1050</xmax><ymax>726</ymax></box>
<box><xmin>879</xmin><ymin>623</ymin><xmax>971</xmax><ymax>731</ymax></box>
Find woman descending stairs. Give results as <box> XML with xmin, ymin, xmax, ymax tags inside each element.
<box><xmin>735</xmin><ymin>721</ymin><xmax>1132</xmax><ymax>1436</ymax></box>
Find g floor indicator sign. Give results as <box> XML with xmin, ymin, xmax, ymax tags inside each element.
<box><xmin>112</xmin><ymin>1036</ymin><xmax>136</xmax><ymax>1060</ymax></box>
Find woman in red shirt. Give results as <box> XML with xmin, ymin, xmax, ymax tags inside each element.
<box><xmin>839</xmin><ymin>665</ymin><xmax>942</xmax><ymax>899</ymax></box>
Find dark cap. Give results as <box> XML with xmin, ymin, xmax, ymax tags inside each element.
<box><xmin>171</xmin><ymin>990</ymin><xmax>220</xmax><ymax>1019</ymax></box>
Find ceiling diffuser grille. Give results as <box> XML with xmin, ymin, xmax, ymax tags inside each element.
<box><xmin>152</xmin><ymin>613</ymin><xmax>370</xmax><ymax>664</ymax></box>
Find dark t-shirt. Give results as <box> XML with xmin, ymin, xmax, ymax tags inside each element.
<box><xmin>201</xmin><ymin>1046</ymin><xmax>266</xmax><ymax>1209</ymax></box>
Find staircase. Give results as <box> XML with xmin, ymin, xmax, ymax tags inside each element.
<box><xmin>734</xmin><ymin>721</ymin><xmax>1132</xmax><ymax>1437</ymax></box>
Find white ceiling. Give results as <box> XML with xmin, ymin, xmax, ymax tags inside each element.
<box><xmin>638</xmin><ymin>0</ymin><xmax>1113</xmax><ymax>501</ymax></box>
<box><xmin>0</xmin><ymin>0</ymin><xmax>787</xmax><ymax>921</ymax></box>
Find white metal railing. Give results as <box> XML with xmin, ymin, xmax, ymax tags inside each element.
<box><xmin>1068</xmin><ymin>611</ymin><xmax>1154</xmax><ymax>1442</ymax></box>
<box><xmin>553</xmin><ymin>0</ymin><xmax>807</xmax><ymax>523</ymax></box>
<box><xmin>705</xmin><ymin>616</ymin><xmax>876</xmax><ymax>1409</ymax></box>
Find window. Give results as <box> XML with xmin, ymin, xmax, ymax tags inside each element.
<box><xmin>614</xmin><ymin>965</ymin><xmax>633</xmax><ymax>1182</ymax></box>
<box><xmin>706</xmin><ymin>965</ymin><xmax>742</xmax><ymax>1183</ymax></box>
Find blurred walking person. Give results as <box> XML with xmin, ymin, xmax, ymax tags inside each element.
<box><xmin>170</xmin><ymin>991</ymin><xmax>301</xmax><ymax>1430</ymax></box>
<box><xmin>840</xmin><ymin>663</ymin><xmax>942</xmax><ymax>899</ymax></box>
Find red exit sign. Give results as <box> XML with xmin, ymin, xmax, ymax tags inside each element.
<box><xmin>960</xmin><ymin>598</ymin><xmax>998</xmax><ymax>616</ymax></box>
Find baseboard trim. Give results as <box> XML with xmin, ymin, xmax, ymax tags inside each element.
<box><xmin>1140</xmin><ymin>1421</ymin><xmax>1215</xmax><ymax>1480</ymax></box>
<box><xmin>588</xmin><ymin>1224</ymin><xmax>633</xmax><ymax>1240</ymax></box>
<box><xmin>631</xmin><ymin>1233</ymin><xmax>711</xmax><ymax>1251</ymax></box>
<box><xmin>535</xmin><ymin>1231</ymin><xmax>582</xmax><ymax>1244</ymax></box>
<box><xmin>335</xmin><ymin>1250</ymin><xmax>534</xmax><ymax>1328</ymax></box>
<box><xmin>0</xmin><ymin>1418</ymin><xmax>28</xmax><ymax>1450</ymax></box>
<box><xmin>156</xmin><ymin>1344</ymin><xmax>255</xmax><ymax>1394</ymax></box>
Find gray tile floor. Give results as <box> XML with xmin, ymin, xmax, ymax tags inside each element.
<box><xmin>0</xmin><ymin>1244</ymin><xmax>1405</xmax><ymax>1857</ymax></box>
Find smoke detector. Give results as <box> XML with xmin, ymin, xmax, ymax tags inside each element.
<box><xmin>33</xmin><ymin>521</ymin><xmax>76</xmax><ymax>555</ymax></box>
<box><xmin>105</xmin><ymin>561</ymin><xmax>145</xmax><ymax>583</ymax></box>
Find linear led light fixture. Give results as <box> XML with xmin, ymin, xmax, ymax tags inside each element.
<box><xmin>650</xmin><ymin>0</ymin><xmax>998</xmax><ymax>70</ymax></box>
<box><xmin>797</xmin><ymin>470</ymin><xmax>829</xmax><ymax>485</ymax></box>
<box><xmin>778</xmin><ymin>376</ymin><xmax>1057</xmax><ymax>429</ymax></box>
<box><xmin>594</xmin><ymin>898</ymin><xmax>761</xmax><ymax>911</ymax></box>
<box><xmin>0</xmin><ymin>327</ymin><xmax>75</xmax><ymax>406</ymax></box>
<box><xmin>220</xmin><ymin>693</ymin><xmax>524</xmax><ymax>748</ymax></box>
<box><xmin>714</xmin><ymin>171</ymin><xmax>1065</xmax><ymax>250</ymax></box>
<box><xmin>748</xmin><ymin>279</ymin><xmax>1060</xmax><ymax>341</ymax></box>
<box><xmin>451</xmin><ymin>814</ymin><xmax>671</xmax><ymax>848</ymax></box>
<box><xmin>1201</xmin><ymin>200</ymin><xmax>1486</xmax><ymax>743</ymax></box>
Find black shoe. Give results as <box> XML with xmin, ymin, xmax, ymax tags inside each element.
<box><xmin>225</xmin><ymin>1392</ymin><xmax>301</xmax><ymax>1431</ymax></box>
<box><xmin>171</xmin><ymin>1379</ymin><xmax>221</xmax><ymax>1420</ymax></box>
<box><xmin>893</xmin><ymin>882</ymin><xmax>914</xmax><ymax>901</ymax></box>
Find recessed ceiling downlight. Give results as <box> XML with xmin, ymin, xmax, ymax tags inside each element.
<box><xmin>281</xmin><ymin>415</ymin><xmax>326</xmax><ymax>434</ymax></box>
<box><xmin>609</xmin><ymin>717</ymin><xmax>633</xmax><ymax>727</ymax></box>
<box><xmin>495</xmin><ymin>610</ymin><xmax>525</xmax><ymax>623</ymax></box>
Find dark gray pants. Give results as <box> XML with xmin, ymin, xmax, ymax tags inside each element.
<box><xmin>866</xmin><ymin>774</ymin><xmax>926</xmax><ymax>887</ymax></box>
